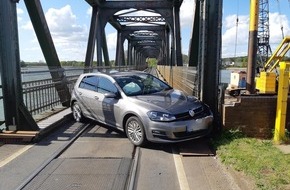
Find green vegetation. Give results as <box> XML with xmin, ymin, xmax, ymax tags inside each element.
<box><xmin>147</xmin><ymin>58</ymin><xmax>158</xmax><ymax>67</ymax></box>
<box><xmin>212</xmin><ymin>130</ymin><xmax>290</xmax><ymax>190</ymax></box>
<box><xmin>20</xmin><ymin>60</ymin><xmax>117</xmax><ymax>67</ymax></box>
<box><xmin>221</xmin><ymin>56</ymin><xmax>290</xmax><ymax>69</ymax></box>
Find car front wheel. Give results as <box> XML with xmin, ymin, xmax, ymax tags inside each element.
<box><xmin>72</xmin><ymin>102</ymin><xmax>84</xmax><ymax>122</ymax></box>
<box><xmin>125</xmin><ymin>116</ymin><xmax>147</xmax><ymax>146</ymax></box>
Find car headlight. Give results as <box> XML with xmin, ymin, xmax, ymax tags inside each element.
<box><xmin>147</xmin><ymin>111</ymin><xmax>176</xmax><ymax>122</ymax></box>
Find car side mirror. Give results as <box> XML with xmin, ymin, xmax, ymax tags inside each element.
<box><xmin>104</xmin><ymin>92</ymin><xmax>120</xmax><ymax>99</ymax></box>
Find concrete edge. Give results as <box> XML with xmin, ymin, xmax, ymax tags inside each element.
<box><xmin>35</xmin><ymin>112</ymin><xmax>73</xmax><ymax>142</ymax></box>
<box><xmin>127</xmin><ymin>147</ymin><xmax>140</xmax><ymax>190</ymax></box>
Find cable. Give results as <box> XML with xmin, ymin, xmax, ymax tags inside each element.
<box><xmin>234</xmin><ymin>0</ymin><xmax>239</xmax><ymax>58</ymax></box>
<box><xmin>276</xmin><ymin>0</ymin><xmax>285</xmax><ymax>39</ymax></box>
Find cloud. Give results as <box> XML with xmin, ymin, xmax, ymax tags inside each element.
<box><xmin>22</xmin><ymin>21</ymin><xmax>33</xmax><ymax>30</ymax></box>
<box><xmin>269</xmin><ymin>12</ymin><xmax>290</xmax><ymax>46</ymax></box>
<box><xmin>180</xmin><ymin>0</ymin><xmax>194</xmax><ymax>27</ymax></box>
<box><xmin>21</xmin><ymin>5</ymin><xmax>88</xmax><ymax>61</ymax></box>
<box><xmin>221</xmin><ymin>12</ymin><xmax>290</xmax><ymax>58</ymax></box>
<box><xmin>17</xmin><ymin>7</ymin><xmax>24</xmax><ymax>22</ymax></box>
<box><xmin>222</xmin><ymin>14</ymin><xmax>249</xmax><ymax>57</ymax></box>
<box><xmin>46</xmin><ymin>5</ymin><xmax>86</xmax><ymax>39</ymax></box>
<box><xmin>87</xmin><ymin>7</ymin><xmax>92</xmax><ymax>16</ymax></box>
<box><xmin>106</xmin><ymin>32</ymin><xmax>117</xmax><ymax>59</ymax></box>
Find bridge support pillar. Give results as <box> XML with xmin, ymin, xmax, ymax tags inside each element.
<box><xmin>85</xmin><ymin>6</ymin><xmax>99</xmax><ymax>70</ymax></box>
<box><xmin>0</xmin><ymin>0</ymin><xmax>38</xmax><ymax>131</ymax></box>
<box><xmin>188</xmin><ymin>0</ymin><xmax>223</xmax><ymax>120</ymax></box>
<box><xmin>173</xmin><ymin>5</ymin><xmax>183</xmax><ymax>66</ymax></box>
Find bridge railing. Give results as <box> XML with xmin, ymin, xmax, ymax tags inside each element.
<box><xmin>21</xmin><ymin>66</ymin><xmax>135</xmax><ymax>118</ymax></box>
<box><xmin>0</xmin><ymin>65</ymin><xmax>140</xmax><ymax>127</ymax></box>
<box><xmin>157</xmin><ymin>65</ymin><xmax>198</xmax><ymax>96</ymax></box>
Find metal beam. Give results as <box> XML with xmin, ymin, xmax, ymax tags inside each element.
<box><xmin>96</xmin><ymin>13</ymin><xmax>103</xmax><ymax>66</ymax></box>
<box><xmin>114</xmin><ymin>16</ymin><xmax>166</xmax><ymax>23</ymax></box>
<box><xmin>0</xmin><ymin>0</ymin><xmax>38</xmax><ymax>130</ymax></box>
<box><xmin>199</xmin><ymin>0</ymin><xmax>222</xmax><ymax>118</ymax></box>
<box><xmin>123</xmin><ymin>26</ymin><xmax>166</xmax><ymax>31</ymax></box>
<box><xmin>24</xmin><ymin>0</ymin><xmax>70</xmax><ymax>107</ymax></box>
<box><xmin>188</xmin><ymin>0</ymin><xmax>200</xmax><ymax>66</ymax></box>
<box><xmin>102</xmin><ymin>31</ymin><xmax>110</xmax><ymax>66</ymax></box>
<box><xmin>99</xmin><ymin>1</ymin><xmax>173</xmax><ymax>9</ymax></box>
<box><xmin>85</xmin><ymin>6</ymin><xmax>98</xmax><ymax>70</ymax></box>
<box><xmin>173</xmin><ymin>5</ymin><xmax>183</xmax><ymax>66</ymax></box>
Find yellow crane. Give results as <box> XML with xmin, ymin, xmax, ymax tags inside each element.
<box><xmin>256</xmin><ymin>36</ymin><xmax>290</xmax><ymax>94</ymax></box>
<box><xmin>247</xmin><ymin>0</ymin><xmax>289</xmax><ymax>143</ymax></box>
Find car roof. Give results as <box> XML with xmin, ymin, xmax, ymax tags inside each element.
<box><xmin>79</xmin><ymin>70</ymin><xmax>147</xmax><ymax>78</ymax></box>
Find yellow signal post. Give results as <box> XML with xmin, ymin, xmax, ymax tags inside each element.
<box><xmin>274</xmin><ymin>61</ymin><xmax>290</xmax><ymax>144</ymax></box>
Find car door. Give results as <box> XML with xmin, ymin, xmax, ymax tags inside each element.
<box><xmin>76</xmin><ymin>75</ymin><xmax>101</xmax><ymax>120</ymax></box>
<box><xmin>94</xmin><ymin>76</ymin><xmax>120</xmax><ymax>127</ymax></box>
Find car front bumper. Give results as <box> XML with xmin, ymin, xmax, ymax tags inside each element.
<box><xmin>143</xmin><ymin>115</ymin><xmax>214</xmax><ymax>143</ymax></box>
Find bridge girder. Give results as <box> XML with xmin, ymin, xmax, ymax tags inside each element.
<box><xmin>84</xmin><ymin>0</ymin><xmax>183</xmax><ymax>67</ymax></box>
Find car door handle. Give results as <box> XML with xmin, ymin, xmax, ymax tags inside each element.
<box><xmin>78</xmin><ymin>92</ymin><xmax>82</xmax><ymax>95</ymax></box>
<box><xmin>94</xmin><ymin>96</ymin><xmax>99</xmax><ymax>100</ymax></box>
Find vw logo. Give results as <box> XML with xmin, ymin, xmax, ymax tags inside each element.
<box><xmin>189</xmin><ymin>109</ymin><xmax>195</xmax><ymax>117</ymax></box>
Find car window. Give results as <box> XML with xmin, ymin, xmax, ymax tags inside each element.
<box><xmin>139</xmin><ymin>74</ymin><xmax>171</xmax><ymax>94</ymax></box>
<box><xmin>97</xmin><ymin>77</ymin><xmax>118</xmax><ymax>94</ymax></box>
<box><xmin>114</xmin><ymin>73</ymin><xmax>172</xmax><ymax>96</ymax></box>
<box><xmin>79</xmin><ymin>76</ymin><xmax>98</xmax><ymax>91</ymax></box>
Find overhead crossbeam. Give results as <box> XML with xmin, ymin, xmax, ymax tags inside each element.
<box><xmin>86</xmin><ymin>0</ymin><xmax>173</xmax><ymax>9</ymax></box>
<box><xmin>84</xmin><ymin>0</ymin><xmax>183</xmax><ymax>66</ymax></box>
<box><xmin>114</xmin><ymin>16</ymin><xmax>166</xmax><ymax>23</ymax></box>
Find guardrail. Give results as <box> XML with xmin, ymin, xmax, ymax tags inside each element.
<box><xmin>0</xmin><ymin>65</ymin><xmax>140</xmax><ymax>127</ymax></box>
<box><xmin>157</xmin><ymin>65</ymin><xmax>198</xmax><ymax>96</ymax></box>
<box><xmin>22</xmin><ymin>76</ymin><xmax>77</xmax><ymax>115</ymax></box>
<box><xmin>21</xmin><ymin>66</ymin><xmax>136</xmax><ymax>116</ymax></box>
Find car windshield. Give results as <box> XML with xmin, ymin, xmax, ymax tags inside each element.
<box><xmin>114</xmin><ymin>73</ymin><xmax>172</xmax><ymax>96</ymax></box>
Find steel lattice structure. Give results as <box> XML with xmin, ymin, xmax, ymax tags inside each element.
<box><xmin>257</xmin><ymin>0</ymin><xmax>271</xmax><ymax>66</ymax></box>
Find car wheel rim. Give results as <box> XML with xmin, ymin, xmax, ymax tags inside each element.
<box><xmin>127</xmin><ymin>120</ymin><xmax>142</xmax><ymax>143</ymax></box>
<box><xmin>73</xmin><ymin>104</ymin><xmax>81</xmax><ymax>122</ymax></box>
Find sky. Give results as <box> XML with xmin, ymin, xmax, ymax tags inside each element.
<box><xmin>15</xmin><ymin>0</ymin><xmax>290</xmax><ymax>62</ymax></box>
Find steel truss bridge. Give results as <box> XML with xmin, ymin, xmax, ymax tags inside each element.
<box><xmin>0</xmin><ymin>0</ymin><xmax>222</xmax><ymax>131</ymax></box>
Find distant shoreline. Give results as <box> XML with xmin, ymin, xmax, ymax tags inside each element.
<box><xmin>225</xmin><ymin>67</ymin><xmax>246</xmax><ymax>71</ymax></box>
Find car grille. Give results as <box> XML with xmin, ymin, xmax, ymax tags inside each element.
<box><xmin>174</xmin><ymin>105</ymin><xmax>211</xmax><ymax>121</ymax></box>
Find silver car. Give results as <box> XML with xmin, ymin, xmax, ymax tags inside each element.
<box><xmin>71</xmin><ymin>71</ymin><xmax>213</xmax><ymax>146</ymax></box>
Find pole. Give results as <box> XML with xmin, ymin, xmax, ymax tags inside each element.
<box><xmin>246</xmin><ymin>0</ymin><xmax>259</xmax><ymax>94</ymax></box>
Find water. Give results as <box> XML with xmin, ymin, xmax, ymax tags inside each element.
<box><xmin>220</xmin><ymin>69</ymin><xmax>231</xmax><ymax>84</ymax></box>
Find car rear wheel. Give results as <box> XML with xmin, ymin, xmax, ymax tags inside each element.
<box><xmin>72</xmin><ymin>102</ymin><xmax>84</xmax><ymax>122</ymax></box>
<box><xmin>125</xmin><ymin>116</ymin><xmax>147</xmax><ymax>146</ymax></box>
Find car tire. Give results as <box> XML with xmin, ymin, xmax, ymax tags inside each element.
<box><xmin>72</xmin><ymin>102</ymin><xmax>84</xmax><ymax>122</ymax></box>
<box><xmin>125</xmin><ymin>116</ymin><xmax>147</xmax><ymax>146</ymax></box>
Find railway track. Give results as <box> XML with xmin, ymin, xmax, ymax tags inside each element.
<box><xmin>16</xmin><ymin>121</ymin><xmax>138</xmax><ymax>190</ymax></box>
<box><xmin>2</xmin><ymin>119</ymin><xmax>241</xmax><ymax>190</ymax></box>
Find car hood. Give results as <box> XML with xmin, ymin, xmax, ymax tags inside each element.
<box><xmin>130</xmin><ymin>89</ymin><xmax>202</xmax><ymax>114</ymax></box>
